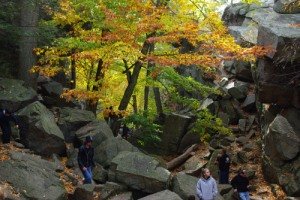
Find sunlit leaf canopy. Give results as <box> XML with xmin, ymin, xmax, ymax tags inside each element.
<box><xmin>33</xmin><ymin>0</ymin><xmax>267</xmax><ymax>112</ymax></box>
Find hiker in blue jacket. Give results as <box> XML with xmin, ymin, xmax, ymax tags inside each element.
<box><xmin>0</xmin><ymin>109</ymin><xmax>19</xmax><ymax>144</ymax></box>
<box><xmin>196</xmin><ymin>168</ymin><xmax>218</xmax><ymax>200</ymax></box>
<box><xmin>77</xmin><ymin>136</ymin><xmax>95</xmax><ymax>184</ymax></box>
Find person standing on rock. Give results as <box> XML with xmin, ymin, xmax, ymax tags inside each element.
<box><xmin>77</xmin><ymin>136</ymin><xmax>95</xmax><ymax>184</ymax></box>
<box><xmin>0</xmin><ymin>109</ymin><xmax>19</xmax><ymax>144</ymax></box>
<box><xmin>231</xmin><ymin>169</ymin><xmax>250</xmax><ymax>200</ymax></box>
<box><xmin>216</xmin><ymin>149</ymin><xmax>230</xmax><ymax>184</ymax></box>
<box><xmin>196</xmin><ymin>168</ymin><xmax>218</xmax><ymax>200</ymax></box>
<box><xmin>121</xmin><ymin>124</ymin><xmax>130</xmax><ymax>140</ymax></box>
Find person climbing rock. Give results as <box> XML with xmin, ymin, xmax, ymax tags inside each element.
<box><xmin>196</xmin><ymin>168</ymin><xmax>218</xmax><ymax>200</ymax></box>
<box><xmin>216</xmin><ymin>149</ymin><xmax>230</xmax><ymax>184</ymax></box>
<box><xmin>77</xmin><ymin>136</ymin><xmax>95</xmax><ymax>184</ymax></box>
<box><xmin>0</xmin><ymin>109</ymin><xmax>19</xmax><ymax>144</ymax></box>
<box><xmin>121</xmin><ymin>124</ymin><xmax>130</xmax><ymax>139</ymax></box>
<box><xmin>231</xmin><ymin>168</ymin><xmax>250</xmax><ymax>200</ymax></box>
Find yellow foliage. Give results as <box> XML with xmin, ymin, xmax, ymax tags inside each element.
<box><xmin>34</xmin><ymin>0</ymin><xmax>269</xmax><ymax>112</ymax></box>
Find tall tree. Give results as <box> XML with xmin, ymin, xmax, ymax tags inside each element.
<box><xmin>19</xmin><ymin>0</ymin><xmax>39</xmax><ymax>87</ymax></box>
<box><xmin>34</xmin><ymin>0</ymin><xmax>268</xmax><ymax>114</ymax></box>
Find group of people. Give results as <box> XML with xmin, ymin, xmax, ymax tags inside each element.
<box><xmin>103</xmin><ymin>106</ymin><xmax>131</xmax><ymax>139</ymax></box>
<box><xmin>1</xmin><ymin>108</ymin><xmax>250</xmax><ymax>199</ymax></box>
<box><xmin>196</xmin><ymin>149</ymin><xmax>250</xmax><ymax>200</ymax></box>
<box><xmin>102</xmin><ymin>106</ymin><xmax>117</xmax><ymax>126</ymax></box>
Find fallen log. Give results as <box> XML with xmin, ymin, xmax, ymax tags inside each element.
<box><xmin>166</xmin><ymin>144</ymin><xmax>198</xmax><ymax>170</ymax></box>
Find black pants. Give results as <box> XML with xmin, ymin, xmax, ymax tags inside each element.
<box><xmin>0</xmin><ymin>124</ymin><xmax>11</xmax><ymax>143</ymax></box>
<box><xmin>219</xmin><ymin>170</ymin><xmax>229</xmax><ymax>184</ymax></box>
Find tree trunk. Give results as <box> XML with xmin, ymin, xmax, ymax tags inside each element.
<box><xmin>144</xmin><ymin>83</ymin><xmax>150</xmax><ymax>112</ymax></box>
<box><xmin>86</xmin><ymin>59</ymin><xmax>104</xmax><ymax>114</ymax></box>
<box><xmin>118</xmin><ymin>61</ymin><xmax>143</xmax><ymax>111</ymax></box>
<box><xmin>153</xmin><ymin>87</ymin><xmax>163</xmax><ymax>116</ymax></box>
<box><xmin>86</xmin><ymin>63</ymin><xmax>94</xmax><ymax>91</ymax></box>
<box><xmin>132</xmin><ymin>94</ymin><xmax>138</xmax><ymax>114</ymax></box>
<box><xmin>144</xmin><ymin>44</ymin><xmax>155</xmax><ymax>112</ymax></box>
<box><xmin>166</xmin><ymin>144</ymin><xmax>198</xmax><ymax>170</ymax></box>
<box><xmin>18</xmin><ymin>0</ymin><xmax>39</xmax><ymax>87</ymax></box>
<box><xmin>118</xmin><ymin>39</ymin><xmax>152</xmax><ymax>111</ymax></box>
<box><xmin>70</xmin><ymin>53</ymin><xmax>76</xmax><ymax>89</ymax></box>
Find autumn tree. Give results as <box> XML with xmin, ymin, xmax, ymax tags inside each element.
<box><xmin>33</xmin><ymin>0</ymin><xmax>267</xmax><ymax>115</ymax></box>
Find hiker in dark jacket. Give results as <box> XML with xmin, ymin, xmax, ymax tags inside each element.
<box><xmin>216</xmin><ymin>149</ymin><xmax>230</xmax><ymax>184</ymax></box>
<box><xmin>78</xmin><ymin>136</ymin><xmax>95</xmax><ymax>184</ymax></box>
<box><xmin>121</xmin><ymin>124</ymin><xmax>130</xmax><ymax>139</ymax></box>
<box><xmin>231</xmin><ymin>169</ymin><xmax>250</xmax><ymax>200</ymax></box>
<box><xmin>0</xmin><ymin>109</ymin><xmax>19</xmax><ymax>144</ymax></box>
<box><xmin>196</xmin><ymin>168</ymin><xmax>218</xmax><ymax>200</ymax></box>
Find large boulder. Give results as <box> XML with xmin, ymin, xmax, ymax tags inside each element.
<box><xmin>109</xmin><ymin>192</ymin><xmax>133</xmax><ymax>200</ymax></box>
<box><xmin>66</xmin><ymin>144</ymin><xmax>78</xmax><ymax>168</ymax></box>
<box><xmin>248</xmin><ymin>8</ymin><xmax>300</xmax><ymax>108</ymax></box>
<box><xmin>75</xmin><ymin>120</ymin><xmax>113</xmax><ymax>148</ymax></box>
<box><xmin>241</xmin><ymin>94</ymin><xmax>256</xmax><ymax>112</ymax></box>
<box><xmin>108</xmin><ymin>151</ymin><xmax>171</xmax><ymax>193</ymax></box>
<box><xmin>262</xmin><ymin>108</ymin><xmax>300</xmax><ymax>196</ymax></box>
<box><xmin>94</xmin><ymin>182</ymin><xmax>128</xmax><ymax>200</ymax></box>
<box><xmin>178</xmin><ymin>130</ymin><xmax>201</xmax><ymax>153</ymax></box>
<box><xmin>73</xmin><ymin>184</ymin><xmax>95</xmax><ymax>200</ymax></box>
<box><xmin>218</xmin><ymin>99</ymin><xmax>239</xmax><ymax>124</ymax></box>
<box><xmin>222</xmin><ymin>3</ymin><xmax>253</xmax><ymax>26</ymax></box>
<box><xmin>249</xmin><ymin>8</ymin><xmax>300</xmax><ymax>65</ymax></box>
<box><xmin>0</xmin><ymin>151</ymin><xmax>67</xmax><ymax>200</ymax></box>
<box><xmin>218</xmin><ymin>184</ymin><xmax>232</xmax><ymax>196</ymax></box>
<box><xmin>184</xmin><ymin>155</ymin><xmax>207</xmax><ymax>176</ymax></box>
<box><xmin>17</xmin><ymin>101</ymin><xmax>66</xmax><ymax>156</ymax></box>
<box><xmin>225</xmin><ymin>81</ymin><xmax>249</xmax><ymax>100</ymax></box>
<box><xmin>0</xmin><ymin>78</ymin><xmax>37</xmax><ymax>112</ymax></box>
<box><xmin>94</xmin><ymin>137</ymin><xmax>139</xmax><ymax>168</ymax></box>
<box><xmin>160</xmin><ymin>113</ymin><xmax>192</xmax><ymax>155</ymax></box>
<box><xmin>57</xmin><ymin>107</ymin><xmax>95</xmax><ymax>142</ymax></box>
<box><xmin>262</xmin><ymin>155</ymin><xmax>300</xmax><ymax>196</ymax></box>
<box><xmin>273</xmin><ymin>0</ymin><xmax>300</xmax><ymax>14</ymax></box>
<box><xmin>228</xmin><ymin>25</ymin><xmax>258</xmax><ymax>47</ymax></box>
<box><xmin>223</xmin><ymin>59</ymin><xmax>253</xmax><ymax>82</ymax></box>
<box><xmin>234</xmin><ymin>61</ymin><xmax>253</xmax><ymax>82</ymax></box>
<box><xmin>138</xmin><ymin>190</ymin><xmax>183</xmax><ymax>200</ymax></box>
<box><xmin>206</xmin><ymin>150</ymin><xmax>221</xmax><ymax>180</ymax></box>
<box><xmin>264</xmin><ymin>115</ymin><xmax>300</xmax><ymax>161</ymax></box>
<box><xmin>93</xmin><ymin>164</ymin><xmax>108</xmax><ymax>184</ymax></box>
<box><xmin>39</xmin><ymin>80</ymin><xmax>76</xmax><ymax>108</ymax></box>
<box><xmin>171</xmin><ymin>172</ymin><xmax>198</xmax><ymax>199</ymax></box>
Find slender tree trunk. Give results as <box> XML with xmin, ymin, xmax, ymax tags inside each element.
<box><xmin>144</xmin><ymin>79</ymin><xmax>150</xmax><ymax>112</ymax></box>
<box><xmin>144</xmin><ymin>44</ymin><xmax>155</xmax><ymax>112</ymax></box>
<box><xmin>86</xmin><ymin>59</ymin><xmax>104</xmax><ymax>114</ymax></box>
<box><xmin>92</xmin><ymin>59</ymin><xmax>104</xmax><ymax>91</ymax></box>
<box><xmin>71</xmin><ymin>55</ymin><xmax>76</xmax><ymax>89</ymax></box>
<box><xmin>118</xmin><ymin>61</ymin><xmax>143</xmax><ymax>111</ymax></box>
<box><xmin>86</xmin><ymin>63</ymin><xmax>94</xmax><ymax>91</ymax></box>
<box><xmin>18</xmin><ymin>0</ymin><xmax>39</xmax><ymax>88</ymax></box>
<box><xmin>118</xmin><ymin>39</ymin><xmax>152</xmax><ymax>111</ymax></box>
<box><xmin>132</xmin><ymin>94</ymin><xmax>138</xmax><ymax>114</ymax></box>
<box><xmin>153</xmin><ymin>87</ymin><xmax>163</xmax><ymax>116</ymax></box>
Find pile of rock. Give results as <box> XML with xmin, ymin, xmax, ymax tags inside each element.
<box><xmin>222</xmin><ymin>2</ymin><xmax>300</xmax><ymax>197</ymax></box>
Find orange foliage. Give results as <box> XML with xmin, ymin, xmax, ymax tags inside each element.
<box><xmin>61</xmin><ymin>89</ymin><xmax>101</xmax><ymax>104</ymax></box>
<box><xmin>34</xmin><ymin>0</ymin><xmax>269</xmax><ymax>105</ymax></box>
